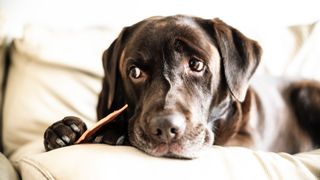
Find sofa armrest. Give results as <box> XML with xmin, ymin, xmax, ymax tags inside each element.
<box><xmin>0</xmin><ymin>153</ymin><xmax>19</xmax><ymax>180</ymax></box>
<box><xmin>16</xmin><ymin>143</ymin><xmax>320</xmax><ymax>180</ymax></box>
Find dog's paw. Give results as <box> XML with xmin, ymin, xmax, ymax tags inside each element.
<box><xmin>44</xmin><ymin>116</ymin><xmax>87</xmax><ymax>151</ymax></box>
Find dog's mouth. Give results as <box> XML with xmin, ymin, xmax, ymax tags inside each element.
<box><xmin>128</xmin><ymin>123</ymin><xmax>214</xmax><ymax>159</ymax></box>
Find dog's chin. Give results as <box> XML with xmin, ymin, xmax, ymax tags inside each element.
<box><xmin>129</xmin><ymin>127</ymin><xmax>214</xmax><ymax>159</ymax></box>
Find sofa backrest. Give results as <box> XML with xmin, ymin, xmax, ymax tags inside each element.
<box><xmin>2</xmin><ymin>26</ymin><xmax>118</xmax><ymax>155</ymax></box>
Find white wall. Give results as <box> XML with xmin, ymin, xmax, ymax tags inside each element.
<box><xmin>0</xmin><ymin>0</ymin><xmax>319</xmax><ymax>37</ymax></box>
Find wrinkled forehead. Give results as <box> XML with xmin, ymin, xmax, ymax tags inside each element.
<box><xmin>125</xmin><ymin>16</ymin><xmax>213</xmax><ymax>57</ymax></box>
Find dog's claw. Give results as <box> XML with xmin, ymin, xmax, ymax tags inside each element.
<box><xmin>62</xmin><ymin>135</ymin><xmax>71</xmax><ymax>144</ymax></box>
<box><xmin>94</xmin><ymin>135</ymin><xmax>103</xmax><ymax>143</ymax></box>
<box><xmin>116</xmin><ymin>135</ymin><xmax>126</xmax><ymax>145</ymax></box>
<box><xmin>70</xmin><ymin>124</ymin><xmax>80</xmax><ymax>133</ymax></box>
<box><xmin>56</xmin><ymin>138</ymin><xmax>66</xmax><ymax>146</ymax></box>
<box><xmin>46</xmin><ymin>143</ymin><xmax>53</xmax><ymax>151</ymax></box>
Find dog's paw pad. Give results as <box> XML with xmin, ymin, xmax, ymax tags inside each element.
<box><xmin>44</xmin><ymin>116</ymin><xmax>87</xmax><ymax>151</ymax></box>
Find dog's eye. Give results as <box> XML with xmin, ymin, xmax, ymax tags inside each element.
<box><xmin>189</xmin><ymin>58</ymin><xmax>204</xmax><ymax>72</ymax></box>
<box><xmin>129</xmin><ymin>66</ymin><xmax>142</xmax><ymax>79</ymax></box>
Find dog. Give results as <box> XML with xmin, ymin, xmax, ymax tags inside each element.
<box><xmin>44</xmin><ymin>15</ymin><xmax>320</xmax><ymax>159</ymax></box>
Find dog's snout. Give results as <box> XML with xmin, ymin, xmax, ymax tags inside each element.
<box><xmin>149</xmin><ymin>113</ymin><xmax>186</xmax><ymax>143</ymax></box>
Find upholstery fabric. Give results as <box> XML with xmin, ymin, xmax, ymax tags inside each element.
<box><xmin>16</xmin><ymin>142</ymin><xmax>320</xmax><ymax>180</ymax></box>
<box><xmin>3</xmin><ymin>26</ymin><xmax>117</xmax><ymax>155</ymax></box>
<box><xmin>0</xmin><ymin>153</ymin><xmax>19</xmax><ymax>180</ymax></box>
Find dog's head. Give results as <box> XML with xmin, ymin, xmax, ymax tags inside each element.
<box><xmin>97</xmin><ymin>15</ymin><xmax>262</xmax><ymax>158</ymax></box>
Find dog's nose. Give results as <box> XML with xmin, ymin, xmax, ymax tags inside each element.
<box><xmin>149</xmin><ymin>113</ymin><xmax>186</xmax><ymax>143</ymax></box>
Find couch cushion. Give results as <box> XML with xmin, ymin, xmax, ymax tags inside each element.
<box><xmin>2</xmin><ymin>26</ymin><xmax>118</xmax><ymax>155</ymax></box>
<box><xmin>0</xmin><ymin>153</ymin><xmax>19</xmax><ymax>180</ymax></box>
<box><xmin>283</xmin><ymin>21</ymin><xmax>320</xmax><ymax>78</ymax></box>
<box><xmin>15</xmin><ymin>143</ymin><xmax>320</xmax><ymax>180</ymax></box>
<box><xmin>248</xmin><ymin>21</ymin><xmax>320</xmax><ymax>79</ymax></box>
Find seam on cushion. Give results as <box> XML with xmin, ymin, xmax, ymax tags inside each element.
<box><xmin>19</xmin><ymin>158</ymin><xmax>56</xmax><ymax>180</ymax></box>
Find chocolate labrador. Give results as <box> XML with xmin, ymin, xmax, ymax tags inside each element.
<box><xmin>44</xmin><ymin>15</ymin><xmax>320</xmax><ymax>159</ymax></box>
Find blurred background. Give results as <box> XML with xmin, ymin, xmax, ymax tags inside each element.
<box><xmin>0</xmin><ymin>0</ymin><xmax>320</xmax><ymax>37</ymax></box>
<box><xmin>1</xmin><ymin>0</ymin><xmax>319</xmax><ymax>76</ymax></box>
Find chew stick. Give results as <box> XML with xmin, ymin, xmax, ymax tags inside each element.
<box><xmin>75</xmin><ymin>104</ymin><xmax>128</xmax><ymax>144</ymax></box>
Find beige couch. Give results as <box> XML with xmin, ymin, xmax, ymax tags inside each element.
<box><xmin>0</xmin><ymin>36</ymin><xmax>19</xmax><ymax>180</ymax></box>
<box><xmin>1</xmin><ymin>20</ymin><xmax>320</xmax><ymax>179</ymax></box>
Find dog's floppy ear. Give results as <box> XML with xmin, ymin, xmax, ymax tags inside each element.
<box><xmin>96</xmin><ymin>28</ymin><xmax>132</xmax><ymax>145</ymax></box>
<box><xmin>97</xmin><ymin>28</ymin><xmax>130</xmax><ymax>119</ymax></box>
<box><xmin>97</xmin><ymin>20</ymin><xmax>146</xmax><ymax>145</ymax></box>
<box><xmin>203</xmin><ymin>18</ymin><xmax>262</xmax><ymax>102</ymax></box>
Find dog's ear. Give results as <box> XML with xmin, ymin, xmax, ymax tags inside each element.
<box><xmin>213</xmin><ymin>18</ymin><xmax>262</xmax><ymax>101</ymax></box>
<box><xmin>96</xmin><ymin>28</ymin><xmax>132</xmax><ymax>145</ymax></box>
<box><xmin>199</xmin><ymin>18</ymin><xmax>262</xmax><ymax>102</ymax></box>
<box><xmin>97</xmin><ymin>20</ymin><xmax>147</xmax><ymax>145</ymax></box>
<box><xmin>97</xmin><ymin>28</ymin><xmax>131</xmax><ymax>119</ymax></box>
